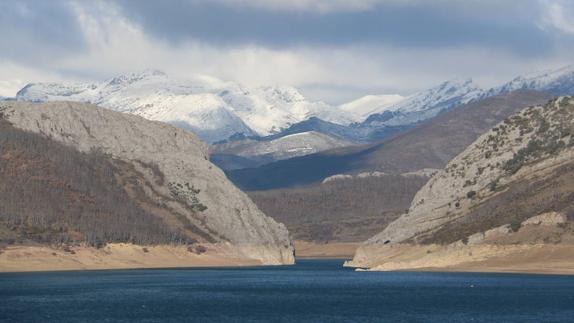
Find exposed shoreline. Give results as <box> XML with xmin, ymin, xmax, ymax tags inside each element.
<box><xmin>348</xmin><ymin>243</ymin><xmax>574</xmax><ymax>276</ymax></box>
<box><xmin>4</xmin><ymin>242</ymin><xmax>573</xmax><ymax>275</ymax></box>
<box><xmin>0</xmin><ymin>241</ymin><xmax>357</xmax><ymax>273</ymax></box>
<box><xmin>0</xmin><ymin>243</ymin><xmax>293</xmax><ymax>273</ymax></box>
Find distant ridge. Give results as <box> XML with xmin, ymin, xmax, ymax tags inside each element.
<box><xmin>227</xmin><ymin>90</ymin><xmax>553</xmax><ymax>190</ymax></box>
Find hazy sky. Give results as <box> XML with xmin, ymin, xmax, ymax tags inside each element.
<box><xmin>1</xmin><ymin>0</ymin><xmax>574</xmax><ymax>103</ymax></box>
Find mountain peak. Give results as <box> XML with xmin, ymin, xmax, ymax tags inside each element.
<box><xmin>260</xmin><ymin>85</ymin><xmax>306</xmax><ymax>103</ymax></box>
<box><xmin>105</xmin><ymin>69</ymin><xmax>168</xmax><ymax>87</ymax></box>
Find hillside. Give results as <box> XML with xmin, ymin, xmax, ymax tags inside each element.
<box><xmin>347</xmin><ymin>97</ymin><xmax>574</xmax><ymax>273</ymax></box>
<box><xmin>249</xmin><ymin>172</ymin><xmax>432</xmax><ymax>243</ymax></box>
<box><xmin>0</xmin><ymin>101</ymin><xmax>294</xmax><ymax>271</ymax></box>
<box><xmin>228</xmin><ymin>90</ymin><xmax>552</xmax><ymax>190</ymax></box>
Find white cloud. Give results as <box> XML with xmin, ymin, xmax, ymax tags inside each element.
<box><xmin>0</xmin><ymin>63</ymin><xmax>67</xmax><ymax>97</ymax></box>
<box><xmin>542</xmin><ymin>1</ymin><xmax>574</xmax><ymax>34</ymax></box>
<box><xmin>188</xmin><ymin>0</ymin><xmax>414</xmax><ymax>13</ymax></box>
<box><xmin>1</xmin><ymin>0</ymin><xmax>572</xmax><ymax>103</ymax></box>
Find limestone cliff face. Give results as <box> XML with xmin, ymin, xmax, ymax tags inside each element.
<box><xmin>0</xmin><ymin>101</ymin><xmax>294</xmax><ymax>265</ymax></box>
<box><xmin>349</xmin><ymin>97</ymin><xmax>574</xmax><ymax>268</ymax></box>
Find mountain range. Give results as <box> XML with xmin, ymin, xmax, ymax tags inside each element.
<box><xmin>3</xmin><ymin>65</ymin><xmax>574</xmax><ymax>270</ymax></box>
<box><xmin>12</xmin><ymin>65</ymin><xmax>574</xmax><ymax>175</ymax></box>
<box><xmin>240</xmin><ymin>91</ymin><xmax>554</xmax><ymax>243</ymax></box>
<box><xmin>15</xmin><ymin>70</ymin><xmax>350</xmax><ymax>143</ymax></box>
<box><xmin>228</xmin><ymin>90</ymin><xmax>553</xmax><ymax>190</ymax></box>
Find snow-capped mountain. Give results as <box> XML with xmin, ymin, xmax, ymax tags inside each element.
<box><xmin>16</xmin><ymin>70</ymin><xmax>353</xmax><ymax>143</ymax></box>
<box><xmin>361</xmin><ymin>78</ymin><xmax>484</xmax><ymax>127</ymax></box>
<box><xmin>14</xmin><ymin>64</ymin><xmax>574</xmax><ymax>149</ymax></box>
<box><xmin>338</xmin><ymin>94</ymin><xmax>405</xmax><ymax>122</ymax></box>
<box><xmin>484</xmin><ymin>65</ymin><xmax>574</xmax><ymax>97</ymax></box>
<box><xmin>261</xmin><ymin>79</ymin><xmax>485</xmax><ymax>144</ymax></box>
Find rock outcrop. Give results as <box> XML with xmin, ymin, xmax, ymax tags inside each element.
<box><xmin>0</xmin><ymin>101</ymin><xmax>294</xmax><ymax>267</ymax></box>
<box><xmin>347</xmin><ymin>97</ymin><xmax>574</xmax><ymax>271</ymax></box>
<box><xmin>522</xmin><ymin>212</ymin><xmax>567</xmax><ymax>226</ymax></box>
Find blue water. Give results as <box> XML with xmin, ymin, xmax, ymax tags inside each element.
<box><xmin>1</xmin><ymin>259</ymin><xmax>573</xmax><ymax>322</ymax></box>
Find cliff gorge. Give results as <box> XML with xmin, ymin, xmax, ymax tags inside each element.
<box><xmin>0</xmin><ymin>101</ymin><xmax>294</xmax><ymax>271</ymax></box>
<box><xmin>347</xmin><ymin>97</ymin><xmax>574</xmax><ymax>273</ymax></box>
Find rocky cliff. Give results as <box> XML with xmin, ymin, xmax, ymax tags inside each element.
<box><xmin>347</xmin><ymin>97</ymin><xmax>574</xmax><ymax>272</ymax></box>
<box><xmin>0</xmin><ymin>101</ymin><xmax>294</xmax><ymax>269</ymax></box>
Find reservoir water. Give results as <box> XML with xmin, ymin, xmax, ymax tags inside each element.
<box><xmin>1</xmin><ymin>259</ymin><xmax>573</xmax><ymax>322</ymax></box>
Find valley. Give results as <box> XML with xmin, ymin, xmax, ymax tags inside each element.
<box><xmin>2</xmin><ymin>65</ymin><xmax>574</xmax><ymax>273</ymax></box>
<box><xmin>4</xmin><ymin>2</ymin><xmax>574</xmax><ymax>322</ymax></box>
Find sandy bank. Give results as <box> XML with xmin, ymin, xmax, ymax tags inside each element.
<box><xmin>0</xmin><ymin>243</ymin><xmax>276</xmax><ymax>273</ymax></box>
<box><xmin>294</xmin><ymin>240</ymin><xmax>359</xmax><ymax>258</ymax></box>
<box><xmin>346</xmin><ymin>244</ymin><xmax>574</xmax><ymax>275</ymax></box>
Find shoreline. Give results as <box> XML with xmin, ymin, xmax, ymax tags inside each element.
<box><xmin>356</xmin><ymin>266</ymin><xmax>574</xmax><ymax>276</ymax></box>
<box><xmin>0</xmin><ymin>243</ymin><xmax>291</xmax><ymax>273</ymax></box>
<box><xmin>348</xmin><ymin>243</ymin><xmax>574</xmax><ymax>276</ymax></box>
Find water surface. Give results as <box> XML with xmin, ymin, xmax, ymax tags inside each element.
<box><xmin>1</xmin><ymin>259</ymin><xmax>573</xmax><ymax>322</ymax></box>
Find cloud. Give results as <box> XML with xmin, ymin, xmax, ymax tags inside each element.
<box><xmin>0</xmin><ymin>0</ymin><xmax>87</xmax><ymax>65</ymax></box>
<box><xmin>542</xmin><ymin>0</ymin><xmax>574</xmax><ymax>34</ymax></box>
<box><xmin>0</xmin><ymin>0</ymin><xmax>573</xmax><ymax>103</ymax></box>
<box><xmin>111</xmin><ymin>0</ymin><xmax>552</xmax><ymax>55</ymax></box>
<box><xmin>190</xmin><ymin>0</ymin><xmax>384</xmax><ymax>13</ymax></box>
<box><xmin>0</xmin><ymin>63</ymin><xmax>68</xmax><ymax>97</ymax></box>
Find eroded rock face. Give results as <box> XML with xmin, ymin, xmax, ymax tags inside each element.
<box><xmin>0</xmin><ymin>101</ymin><xmax>294</xmax><ymax>265</ymax></box>
<box><xmin>522</xmin><ymin>212</ymin><xmax>567</xmax><ymax>226</ymax></box>
<box><xmin>349</xmin><ymin>97</ymin><xmax>574</xmax><ymax>268</ymax></box>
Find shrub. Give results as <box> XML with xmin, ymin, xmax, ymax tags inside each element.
<box><xmin>187</xmin><ymin>244</ymin><xmax>207</xmax><ymax>254</ymax></box>
<box><xmin>466</xmin><ymin>191</ymin><xmax>477</xmax><ymax>199</ymax></box>
<box><xmin>510</xmin><ymin>221</ymin><xmax>522</xmax><ymax>233</ymax></box>
<box><xmin>488</xmin><ymin>180</ymin><xmax>498</xmax><ymax>192</ymax></box>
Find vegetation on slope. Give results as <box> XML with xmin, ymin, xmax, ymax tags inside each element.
<box><xmin>0</xmin><ymin>119</ymin><xmax>198</xmax><ymax>248</ymax></box>
<box><xmin>413</xmin><ymin>97</ymin><xmax>574</xmax><ymax>244</ymax></box>
<box><xmin>249</xmin><ymin>174</ymin><xmax>429</xmax><ymax>242</ymax></box>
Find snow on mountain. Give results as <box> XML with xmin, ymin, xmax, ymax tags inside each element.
<box><xmin>484</xmin><ymin>65</ymin><xmax>574</xmax><ymax>97</ymax></box>
<box><xmin>338</xmin><ymin>94</ymin><xmax>405</xmax><ymax>122</ymax></box>
<box><xmin>16</xmin><ymin>70</ymin><xmax>353</xmax><ymax>143</ymax></box>
<box><xmin>220</xmin><ymin>85</ymin><xmax>352</xmax><ymax>136</ymax></box>
<box><xmin>14</xmin><ymin>65</ymin><xmax>574</xmax><ymax>146</ymax></box>
<box><xmin>367</xmin><ymin>65</ymin><xmax>574</xmax><ymax>130</ymax></box>
<box><xmin>212</xmin><ymin>131</ymin><xmax>353</xmax><ymax>162</ymax></box>
<box><xmin>362</xmin><ymin>78</ymin><xmax>484</xmax><ymax>127</ymax></box>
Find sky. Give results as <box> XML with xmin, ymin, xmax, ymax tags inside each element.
<box><xmin>1</xmin><ymin>0</ymin><xmax>574</xmax><ymax>104</ymax></box>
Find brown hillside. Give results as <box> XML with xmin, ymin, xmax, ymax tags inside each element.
<box><xmin>249</xmin><ymin>174</ymin><xmax>429</xmax><ymax>242</ymax></box>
